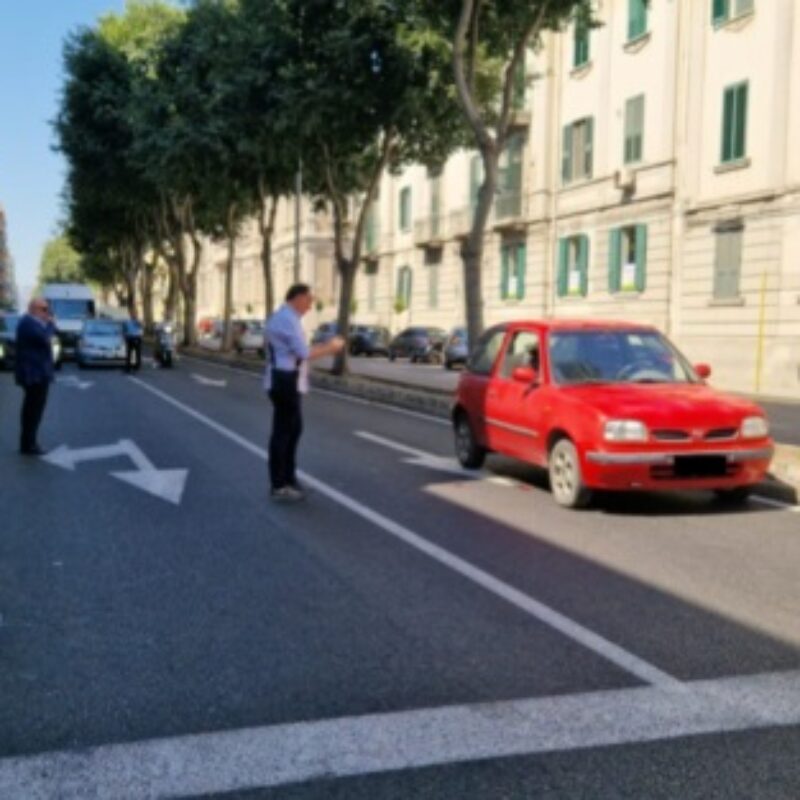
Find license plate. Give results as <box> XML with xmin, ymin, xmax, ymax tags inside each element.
<box><xmin>674</xmin><ymin>456</ymin><xmax>728</xmax><ymax>478</ymax></box>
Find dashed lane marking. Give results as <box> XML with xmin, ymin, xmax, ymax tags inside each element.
<box><xmin>129</xmin><ymin>376</ymin><xmax>678</xmax><ymax>688</ymax></box>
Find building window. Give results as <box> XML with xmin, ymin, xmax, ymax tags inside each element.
<box><xmin>395</xmin><ymin>265</ymin><xmax>412</xmax><ymax>309</ymax></box>
<box><xmin>609</xmin><ymin>225</ymin><xmax>648</xmax><ymax>293</ymax></box>
<box><xmin>364</xmin><ymin>202</ymin><xmax>379</xmax><ymax>254</ymax></box>
<box><xmin>562</xmin><ymin>118</ymin><xmax>594</xmax><ymax>184</ymax></box>
<box><xmin>497</xmin><ymin>133</ymin><xmax>524</xmax><ymax>219</ymax></box>
<box><xmin>399</xmin><ymin>187</ymin><xmax>412</xmax><ymax>232</ymax></box>
<box><xmin>512</xmin><ymin>59</ymin><xmax>527</xmax><ymax>110</ymax></box>
<box><xmin>469</xmin><ymin>155</ymin><xmax>483</xmax><ymax>213</ymax></box>
<box><xmin>573</xmin><ymin>20</ymin><xmax>590</xmax><ymax>68</ymax></box>
<box><xmin>713</xmin><ymin>223</ymin><xmax>743</xmax><ymax>300</ymax></box>
<box><xmin>500</xmin><ymin>241</ymin><xmax>527</xmax><ymax>300</ymax></box>
<box><xmin>429</xmin><ymin>175</ymin><xmax>442</xmax><ymax>238</ymax></box>
<box><xmin>713</xmin><ymin>0</ymin><xmax>754</xmax><ymax>26</ymax></box>
<box><xmin>557</xmin><ymin>234</ymin><xmax>590</xmax><ymax>297</ymax></box>
<box><xmin>721</xmin><ymin>82</ymin><xmax>748</xmax><ymax>164</ymax></box>
<box><xmin>624</xmin><ymin>95</ymin><xmax>645</xmax><ymax>164</ymax></box>
<box><xmin>427</xmin><ymin>264</ymin><xmax>440</xmax><ymax>309</ymax></box>
<box><xmin>628</xmin><ymin>0</ymin><xmax>648</xmax><ymax>41</ymax></box>
<box><xmin>365</xmin><ymin>261</ymin><xmax>378</xmax><ymax>311</ymax></box>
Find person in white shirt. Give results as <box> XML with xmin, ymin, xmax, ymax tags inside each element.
<box><xmin>264</xmin><ymin>284</ymin><xmax>344</xmax><ymax>501</ymax></box>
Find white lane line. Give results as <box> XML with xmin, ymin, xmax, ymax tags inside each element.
<box><xmin>751</xmin><ymin>495</ymin><xmax>800</xmax><ymax>513</ymax></box>
<box><xmin>178</xmin><ymin>353</ymin><xmax>451</xmax><ymax>426</ymax></box>
<box><xmin>3</xmin><ymin>669</ymin><xmax>799</xmax><ymax>799</ymax></box>
<box><xmin>129</xmin><ymin>377</ymin><xmax>678</xmax><ymax>688</ymax></box>
<box><xmin>356</xmin><ymin>430</ymin><xmax>477</xmax><ymax>477</ymax></box>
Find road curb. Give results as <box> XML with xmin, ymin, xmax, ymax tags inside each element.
<box><xmin>181</xmin><ymin>346</ymin><xmax>799</xmax><ymax>503</ymax></box>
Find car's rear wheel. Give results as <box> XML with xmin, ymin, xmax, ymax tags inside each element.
<box><xmin>549</xmin><ymin>438</ymin><xmax>591</xmax><ymax>509</ymax></box>
<box><xmin>454</xmin><ymin>412</ymin><xmax>486</xmax><ymax>469</ymax></box>
<box><xmin>714</xmin><ymin>486</ymin><xmax>753</xmax><ymax>505</ymax></box>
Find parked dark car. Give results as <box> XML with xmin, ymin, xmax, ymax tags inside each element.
<box><xmin>388</xmin><ymin>326</ymin><xmax>448</xmax><ymax>364</ymax></box>
<box><xmin>443</xmin><ymin>326</ymin><xmax>469</xmax><ymax>370</ymax></box>
<box><xmin>0</xmin><ymin>312</ymin><xmax>62</xmax><ymax>370</ymax></box>
<box><xmin>349</xmin><ymin>325</ymin><xmax>391</xmax><ymax>357</ymax></box>
<box><xmin>311</xmin><ymin>321</ymin><xmax>341</xmax><ymax>345</ymax></box>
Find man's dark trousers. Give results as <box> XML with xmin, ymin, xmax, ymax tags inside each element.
<box><xmin>125</xmin><ymin>337</ymin><xmax>142</xmax><ymax>372</ymax></box>
<box><xmin>20</xmin><ymin>382</ymin><xmax>49</xmax><ymax>453</ymax></box>
<box><xmin>268</xmin><ymin>369</ymin><xmax>302</xmax><ymax>490</ymax></box>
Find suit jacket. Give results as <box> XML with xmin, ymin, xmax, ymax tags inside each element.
<box><xmin>14</xmin><ymin>314</ymin><xmax>55</xmax><ymax>387</ymax></box>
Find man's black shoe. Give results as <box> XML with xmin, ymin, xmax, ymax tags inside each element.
<box><xmin>20</xmin><ymin>445</ymin><xmax>47</xmax><ymax>456</ymax></box>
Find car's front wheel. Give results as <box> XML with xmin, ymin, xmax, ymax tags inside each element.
<box><xmin>454</xmin><ymin>412</ymin><xmax>486</xmax><ymax>469</ymax></box>
<box><xmin>548</xmin><ymin>438</ymin><xmax>591</xmax><ymax>509</ymax></box>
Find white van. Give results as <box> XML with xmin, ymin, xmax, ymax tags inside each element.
<box><xmin>42</xmin><ymin>283</ymin><xmax>96</xmax><ymax>358</ymax></box>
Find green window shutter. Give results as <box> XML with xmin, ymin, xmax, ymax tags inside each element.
<box><xmin>574</xmin><ymin>23</ymin><xmax>589</xmax><ymax>68</ymax></box>
<box><xmin>500</xmin><ymin>246</ymin><xmax>509</xmax><ymax>300</ymax></box>
<box><xmin>579</xmin><ymin>235</ymin><xmax>590</xmax><ymax>296</ymax></box>
<box><xmin>628</xmin><ymin>0</ymin><xmax>647</xmax><ymax>40</ymax></box>
<box><xmin>562</xmin><ymin>125</ymin><xmax>573</xmax><ymax>184</ymax></box>
<box><xmin>512</xmin><ymin>59</ymin><xmax>526</xmax><ymax>110</ymax></box>
<box><xmin>469</xmin><ymin>156</ymin><xmax>482</xmax><ymax>211</ymax></box>
<box><xmin>557</xmin><ymin>239</ymin><xmax>569</xmax><ymax>297</ymax></box>
<box><xmin>624</xmin><ymin>95</ymin><xmax>644</xmax><ymax>164</ymax></box>
<box><xmin>734</xmin><ymin>83</ymin><xmax>748</xmax><ymax>160</ymax></box>
<box><xmin>721</xmin><ymin>87</ymin><xmax>734</xmax><ymax>162</ymax></box>
<box><xmin>635</xmin><ymin>224</ymin><xmax>648</xmax><ymax>292</ymax></box>
<box><xmin>608</xmin><ymin>228</ymin><xmax>622</xmax><ymax>293</ymax></box>
<box><xmin>713</xmin><ymin>0</ymin><xmax>730</xmax><ymax>24</ymax></box>
<box><xmin>584</xmin><ymin>118</ymin><xmax>594</xmax><ymax>179</ymax></box>
<box><xmin>516</xmin><ymin>243</ymin><xmax>527</xmax><ymax>300</ymax></box>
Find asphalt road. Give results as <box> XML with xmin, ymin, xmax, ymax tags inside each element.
<box><xmin>1</xmin><ymin>358</ymin><xmax>800</xmax><ymax>799</ymax></box>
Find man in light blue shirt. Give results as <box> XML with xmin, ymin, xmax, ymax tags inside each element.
<box><xmin>264</xmin><ymin>284</ymin><xmax>344</xmax><ymax>501</ymax></box>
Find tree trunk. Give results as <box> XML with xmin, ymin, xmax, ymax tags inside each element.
<box><xmin>221</xmin><ymin>204</ymin><xmax>238</xmax><ymax>352</ymax></box>
<box><xmin>259</xmin><ymin>191</ymin><xmax>279</xmax><ymax>319</ymax></box>
<box><xmin>141</xmin><ymin>260</ymin><xmax>155</xmax><ymax>332</ymax></box>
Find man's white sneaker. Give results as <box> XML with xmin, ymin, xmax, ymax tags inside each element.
<box><xmin>271</xmin><ymin>486</ymin><xmax>305</xmax><ymax>503</ymax></box>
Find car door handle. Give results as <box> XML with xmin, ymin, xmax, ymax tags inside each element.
<box><xmin>487</xmin><ymin>390</ymin><xmax>498</xmax><ymax>399</ymax></box>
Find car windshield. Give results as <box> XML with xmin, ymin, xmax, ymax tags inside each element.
<box><xmin>548</xmin><ymin>330</ymin><xmax>696</xmax><ymax>385</ymax></box>
<box><xmin>49</xmin><ymin>299</ymin><xmax>95</xmax><ymax>320</ymax></box>
<box><xmin>0</xmin><ymin>315</ymin><xmax>19</xmax><ymax>333</ymax></box>
<box><xmin>84</xmin><ymin>322</ymin><xmax>122</xmax><ymax>337</ymax></box>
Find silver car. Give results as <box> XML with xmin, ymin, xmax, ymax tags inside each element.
<box><xmin>443</xmin><ymin>326</ymin><xmax>469</xmax><ymax>370</ymax></box>
<box><xmin>77</xmin><ymin>320</ymin><xmax>127</xmax><ymax>367</ymax></box>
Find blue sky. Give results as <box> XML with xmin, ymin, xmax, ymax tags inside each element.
<box><xmin>0</xmin><ymin>0</ymin><xmax>125</xmax><ymax>300</ymax></box>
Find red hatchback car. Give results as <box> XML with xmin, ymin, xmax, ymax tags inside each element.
<box><xmin>452</xmin><ymin>320</ymin><xmax>774</xmax><ymax>508</ymax></box>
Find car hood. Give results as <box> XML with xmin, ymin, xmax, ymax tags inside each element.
<box><xmin>562</xmin><ymin>383</ymin><xmax>765</xmax><ymax>427</ymax></box>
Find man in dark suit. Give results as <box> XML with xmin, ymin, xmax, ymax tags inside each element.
<box><xmin>15</xmin><ymin>298</ymin><xmax>57</xmax><ymax>456</ymax></box>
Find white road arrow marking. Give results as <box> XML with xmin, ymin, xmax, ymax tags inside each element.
<box><xmin>355</xmin><ymin>431</ymin><xmax>478</xmax><ymax>478</ymax></box>
<box><xmin>42</xmin><ymin>439</ymin><xmax>188</xmax><ymax>505</ymax></box>
<box><xmin>56</xmin><ymin>375</ymin><xmax>94</xmax><ymax>390</ymax></box>
<box><xmin>192</xmin><ymin>373</ymin><xmax>227</xmax><ymax>387</ymax></box>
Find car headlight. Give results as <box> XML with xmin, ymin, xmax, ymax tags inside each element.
<box><xmin>741</xmin><ymin>416</ymin><xmax>769</xmax><ymax>439</ymax></box>
<box><xmin>0</xmin><ymin>343</ymin><xmax>4</xmax><ymax>357</ymax></box>
<box><xmin>604</xmin><ymin>420</ymin><xmax>648</xmax><ymax>442</ymax></box>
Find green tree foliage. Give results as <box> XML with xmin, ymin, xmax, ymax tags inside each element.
<box><xmin>271</xmin><ymin>0</ymin><xmax>470</xmax><ymax>374</ymax></box>
<box><xmin>37</xmin><ymin>236</ymin><xmax>83</xmax><ymax>286</ymax></box>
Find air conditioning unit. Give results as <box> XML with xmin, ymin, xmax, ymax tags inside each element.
<box><xmin>614</xmin><ymin>168</ymin><xmax>637</xmax><ymax>192</ymax></box>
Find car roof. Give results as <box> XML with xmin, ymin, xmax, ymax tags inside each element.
<box><xmin>505</xmin><ymin>319</ymin><xmax>659</xmax><ymax>333</ymax></box>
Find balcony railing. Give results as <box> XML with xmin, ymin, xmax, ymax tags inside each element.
<box><xmin>413</xmin><ymin>215</ymin><xmax>444</xmax><ymax>247</ymax></box>
<box><xmin>494</xmin><ymin>191</ymin><xmax>523</xmax><ymax>221</ymax></box>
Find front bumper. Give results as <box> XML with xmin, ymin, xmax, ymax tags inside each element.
<box><xmin>587</xmin><ymin>447</ymin><xmax>774</xmax><ymax>465</ymax></box>
<box><xmin>583</xmin><ymin>445</ymin><xmax>774</xmax><ymax>490</ymax></box>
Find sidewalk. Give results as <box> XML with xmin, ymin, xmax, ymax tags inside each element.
<box><xmin>182</xmin><ymin>346</ymin><xmax>799</xmax><ymax>504</ymax></box>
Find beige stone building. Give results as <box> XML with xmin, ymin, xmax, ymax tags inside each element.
<box><xmin>196</xmin><ymin>0</ymin><xmax>799</xmax><ymax>398</ymax></box>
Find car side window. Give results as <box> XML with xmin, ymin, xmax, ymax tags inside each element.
<box><xmin>499</xmin><ymin>331</ymin><xmax>540</xmax><ymax>380</ymax></box>
<box><xmin>468</xmin><ymin>328</ymin><xmax>506</xmax><ymax>376</ymax></box>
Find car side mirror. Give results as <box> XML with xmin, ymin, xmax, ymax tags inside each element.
<box><xmin>694</xmin><ymin>363</ymin><xmax>712</xmax><ymax>380</ymax></box>
<box><xmin>512</xmin><ymin>366</ymin><xmax>539</xmax><ymax>385</ymax></box>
